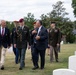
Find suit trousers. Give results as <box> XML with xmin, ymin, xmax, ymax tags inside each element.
<box><xmin>0</xmin><ymin>46</ymin><xmax>2</xmax><ymax>60</ymax></box>
<box><xmin>0</xmin><ymin>46</ymin><xmax>7</xmax><ymax>67</ymax></box>
<box><xmin>50</xmin><ymin>45</ymin><xmax>58</xmax><ymax>62</ymax></box>
<box><xmin>31</xmin><ymin>45</ymin><xmax>34</xmax><ymax>58</ymax></box>
<box><xmin>32</xmin><ymin>46</ymin><xmax>46</xmax><ymax>68</ymax></box>
<box><xmin>13</xmin><ymin>46</ymin><xmax>19</xmax><ymax>64</ymax></box>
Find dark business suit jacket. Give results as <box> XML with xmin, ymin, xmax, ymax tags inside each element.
<box><xmin>35</xmin><ymin>26</ymin><xmax>48</xmax><ymax>50</ymax></box>
<box><xmin>11</xmin><ymin>28</ymin><xmax>16</xmax><ymax>44</ymax></box>
<box><xmin>30</xmin><ymin>29</ymin><xmax>34</xmax><ymax>46</ymax></box>
<box><xmin>30</xmin><ymin>28</ymin><xmax>38</xmax><ymax>46</ymax></box>
<box><xmin>0</xmin><ymin>27</ymin><xmax>10</xmax><ymax>48</ymax></box>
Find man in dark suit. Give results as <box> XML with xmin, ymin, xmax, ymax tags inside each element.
<box><xmin>11</xmin><ymin>21</ymin><xmax>19</xmax><ymax>64</ymax></box>
<box><xmin>14</xmin><ymin>18</ymin><xmax>30</xmax><ymax>70</ymax></box>
<box><xmin>49</xmin><ymin>22</ymin><xmax>61</xmax><ymax>62</ymax></box>
<box><xmin>32</xmin><ymin>20</ymin><xmax>48</xmax><ymax>70</ymax></box>
<box><xmin>0</xmin><ymin>20</ymin><xmax>11</xmax><ymax>70</ymax></box>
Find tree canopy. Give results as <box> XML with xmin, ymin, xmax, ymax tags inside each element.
<box><xmin>6</xmin><ymin>1</ymin><xmax>76</xmax><ymax>43</ymax></box>
<box><xmin>72</xmin><ymin>0</ymin><xmax>76</xmax><ymax>17</ymax></box>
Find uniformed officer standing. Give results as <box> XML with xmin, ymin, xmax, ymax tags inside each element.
<box><xmin>14</xmin><ymin>19</ymin><xmax>30</xmax><ymax>70</ymax></box>
<box><xmin>49</xmin><ymin>22</ymin><xmax>61</xmax><ymax>62</ymax></box>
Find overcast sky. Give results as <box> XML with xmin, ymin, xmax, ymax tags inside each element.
<box><xmin>0</xmin><ymin>0</ymin><xmax>75</xmax><ymax>21</ymax></box>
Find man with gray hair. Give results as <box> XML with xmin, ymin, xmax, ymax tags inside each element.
<box><xmin>0</xmin><ymin>20</ymin><xmax>11</xmax><ymax>70</ymax></box>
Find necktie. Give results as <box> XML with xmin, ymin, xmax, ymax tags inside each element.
<box><xmin>38</xmin><ymin>29</ymin><xmax>40</xmax><ymax>35</ymax></box>
<box><xmin>2</xmin><ymin>28</ymin><xmax>4</xmax><ymax>36</ymax></box>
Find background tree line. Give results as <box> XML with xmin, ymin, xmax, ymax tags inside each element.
<box><xmin>6</xmin><ymin>1</ymin><xmax>76</xmax><ymax>43</ymax></box>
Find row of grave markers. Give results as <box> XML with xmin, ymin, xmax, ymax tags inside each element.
<box><xmin>53</xmin><ymin>51</ymin><xmax>76</xmax><ymax>75</ymax></box>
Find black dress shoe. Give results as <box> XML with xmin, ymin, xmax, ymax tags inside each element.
<box><xmin>56</xmin><ymin>60</ymin><xmax>59</xmax><ymax>62</ymax></box>
<box><xmin>1</xmin><ymin>66</ymin><xmax>4</xmax><ymax>70</ymax></box>
<box><xmin>16</xmin><ymin>62</ymin><xmax>19</xmax><ymax>64</ymax></box>
<box><xmin>19</xmin><ymin>67</ymin><xmax>23</xmax><ymax>70</ymax></box>
<box><xmin>32</xmin><ymin>66</ymin><xmax>39</xmax><ymax>70</ymax></box>
<box><xmin>40</xmin><ymin>67</ymin><xmax>44</xmax><ymax>70</ymax></box>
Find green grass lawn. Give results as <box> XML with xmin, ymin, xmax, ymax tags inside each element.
<box><xmin>0</xmin><ymin>44</ymin><xmax>76</xmax><ymax>75</ymax></box>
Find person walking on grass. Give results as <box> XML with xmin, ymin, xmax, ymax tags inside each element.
<box><xmin>48</xmin><ymin>22</ymin><xmax>61</xmax><ymax>62</ymax></box>
<box><xmin>32</xmin><ymin>20</ymin><xmax>48</xmax><ymax>70</ymax></box>
<box><xmin>0</xmin><ymin>20</ymin><xmax>11</xmax><ymax>70</ymax></box>
<box><xmin>14</xmin><ymin>18</ymin><xmax>30</xmax><ymax>70</ymax></box>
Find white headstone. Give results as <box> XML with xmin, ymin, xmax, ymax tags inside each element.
<box><xmin>7</xmin><ymin>46</ymin><xmax>13</xmax><ymax>53</ymax></box>
<box><xmin>61</xmin><ymin>41</ymin><xmax>64</xmax><ymax>45</ymax></box>
<box><xmin>53</xmin><ymin>69</ymin><xmax>75</xmax><ymax>75</ymax></box>
<box><xmin>75</xmin><ymin>51</ymin><xmax>76</xmax><ymax>55</ymax></box>
<box><xmin>69</xmin><ymin>55</ymin><xmax>76</xmax><ymax>72</ymax></box>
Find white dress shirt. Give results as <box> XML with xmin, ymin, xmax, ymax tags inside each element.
<box><xmin>1</xmin><ymin>26</ymin><xmax>5</xmax><ymax>35</ymax></box>
<box><xmin>37</xmin><ymin>26</ymin><xmax>42</xmax><ymax>35</ymax></box>
<box><xmin>20</xmin><ymin>25</ymin><xmax>24</xmax><ymax>30</ymax></box>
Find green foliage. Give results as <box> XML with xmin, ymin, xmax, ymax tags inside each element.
<box><xmin>74</xmin><ymin>20</ymin><xmax>76</xmax><ymax>29</ymax></box>
<box><xmin>40</xmin><ymin>14</ymin><xmax>50</xmax><ymax>28</ymax></box>
<box><xmin>40</xmin><ymin>1</ymin><xmax>75</xmax><ymax>43</ymax></box>
<box><xmin>50</xmin><ymin>1</ymin><xmax>68</xmax><ymax>18</ymax></box>
<box><xmin>66</xmin><ymin>34</ymin><xmax>75</xmax><ymax>43</ymax></box>
<box><xmin>24</xmin><ymin>13</ymin><xmax>35</xmax><ymax>30</ymax></box>
<box><xmin>6</xmin><ymin>21</ymin><xmax>14</xmax><ymax>32</ymax></box>
<box><xmin>72</xmin><ymin>0</ymin><xmax>76</xmax><ymax>17</ymax></box>
<box><xmin>5</xmin><ymin>1</ymin><xmax>75</xmax><ymax>43</ymax></box>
